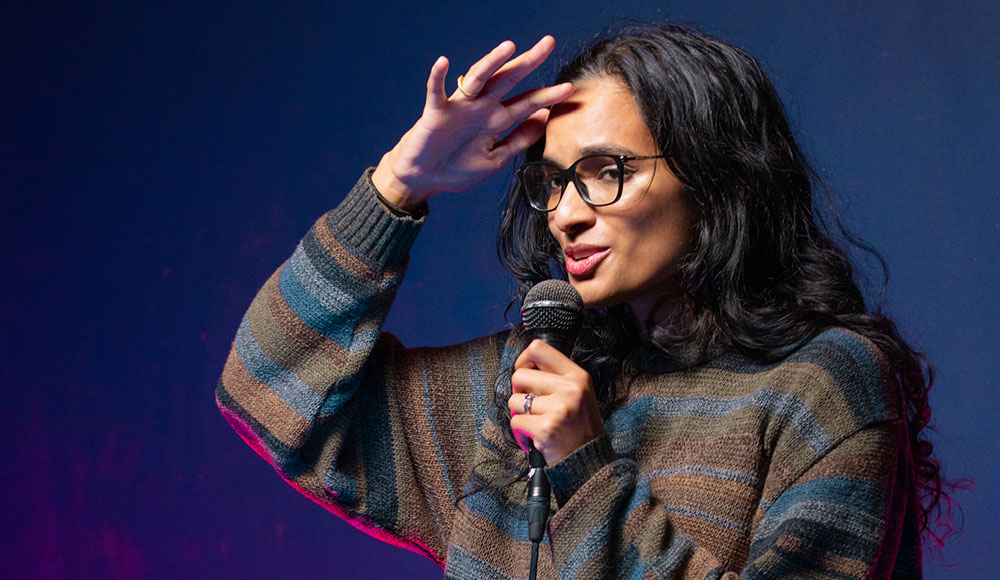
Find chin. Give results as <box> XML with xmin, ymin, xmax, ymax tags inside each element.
<box><xmin>569</xmin><ymin>281</ymin><xmax>625</xmax><ymax>311</ymax></box>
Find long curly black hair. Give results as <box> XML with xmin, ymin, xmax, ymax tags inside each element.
<box><xmin>495</xmin><ymin>23</ymin><xmax>951</xmax><ymax>544</ymax></box>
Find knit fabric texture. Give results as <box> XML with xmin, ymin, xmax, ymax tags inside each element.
<box><xmin>216</xmin><ymin>171</ymin><xmax>922</xmax><ymax>579</ymax></box>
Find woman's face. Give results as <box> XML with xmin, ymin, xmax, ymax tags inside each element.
<box><xmin>543</xmin><ymin>76</ymin><xmax>696</xmax><ymax>323</ymax></box>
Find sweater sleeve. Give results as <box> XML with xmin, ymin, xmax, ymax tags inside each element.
<box><xmin>743</xmin><ymin>419</ymin><xmax>917</xmax><ymax>579</ymax></box>
<box><xmin>215</xmin><ymin>171</ymin><xmax>503</xmax><ymax>565</ymax></box>
<box><xmin>541</xmin><ymin>330</ymin><xmax>918</xmax><ymax>579</ymax></box>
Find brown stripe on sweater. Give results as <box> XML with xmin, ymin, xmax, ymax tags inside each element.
<box><xmin>315</xmin><ymin>213</ymin><xmax>409</xmax><ymax>285</ymax></box>
<box><xmin>264</xmin><ymin>266</ymin><xmax>350</xmax><ymax>359</ymax></box>
<box><xmin>374</xmin><ymin>348</ymin><xmax>463</xmax><ymax>539</ymax></box>
<box><xmin>450</xmin><ymin>502</ymin><xmax>556</xmax><ymax>578</ymax></box>
<box><xmin>621</xmin><ymin>500</ymin><xmax>667</xmax><ymax>560</ymax></box>
<box><xmin>794</xmin><ymin>423</ymin><xmax>900</xmax><ymax>488</ymax></box>
<box><xmin>415</xmin><ymin>346</ymin><xmax>480</xmax><ymax>486</ymax></box>
<box><xmin>651</xmin><ymin>472</ymin><xmax>758</xmax><ymax>521</ymax></box>
<box><xmin>619</xmin><ymin>502</ymin><xmax>726</xmax><ymax>576</ymax></box>
<box><xmin>313</xmin><ymin>214</ymin><xmax>385</xmax><ymax>284</ymax></box>
<box><xmin>762</xmin><ymin>420</ymin><xmax>889</xmax><ymax>507</ymax></box>
<box><xmin>221</xmin><ymin>348</ymin><xmax>311</xmax><ymax>448</ymax></box>
<box><xmin>686</xmin><ymin>547</ymin><xmax>730</xmax><ymax>579</ymax></box>
<box><xmin>773</xmin><ymin>533</ymin><xmax>869</xmax><ymax>578</ymax></box>
<box><xmin>259</xmin><ymin>268</ymin><xmax>355</xmax><ymax>378</ymax></box>
<box><xmin>635</xmin><ymin>431</ymin><xmax>764</xmax><ymax>482</ymax></box>
<box><xmin>668</xmin><ymin>511</ymin><xmax>749</xmax><ymax>570</ymax></box>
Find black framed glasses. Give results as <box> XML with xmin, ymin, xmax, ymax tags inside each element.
<box><xmin>517</xmin><ymin>154</ymin><xmax>667</xmax><ymax>212</ymax></box>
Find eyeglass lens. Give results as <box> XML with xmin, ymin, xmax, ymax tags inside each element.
<box><xmin>521</xmin><ymin>155</ymin><xmax>633</xmax><ymax>211</ymax></box>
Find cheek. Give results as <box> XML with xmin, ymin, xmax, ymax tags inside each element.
<box><xmin>546</xmin><ymin>217</ymin><xmax>565</xmax><ymax>255</ymax></box>
<box><xmin>625</xmin><ymin>206</ymin><xmax>694</xmax><ymax>276</ymax></box>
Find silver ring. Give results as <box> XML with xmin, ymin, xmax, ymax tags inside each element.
<box><xmin>523</xmin><ymin>393</ymin><xmax>535</xmax><ymax>415</ymax></box>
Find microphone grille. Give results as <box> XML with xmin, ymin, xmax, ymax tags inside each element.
<box><xmin>521</xmin><ymin>280</ymin><xmax>583</xmax><ymax>331</ymax></box>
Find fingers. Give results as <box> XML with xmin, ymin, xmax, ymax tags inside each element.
<box><xmin>507</xmin><ymin>393</ymin><xmax>552</xmax><ymax>456</ymax></box>
<box><xmin>453</xmin><ymin>40</ymin><xmax>516</xmax><ymax>99</ymax></box>
<box><xmin>424</xmin><ymin>56</ymin><xmax>450</xmax><ymax>110</ymax></box>
<box><xmin>507</xmin><ymin>340</ymin><xmax>603</xmax><ymax>464</ymax></box>
<box><xmin>507</xmin><ymin>391</ymin><xmax>546</xmax><ymax>417</ymax></box>
<box><xmin>490</xmin><ymin>82</ymin><xmax>573</xmax><ymax>158</ymax></box>
<box><xmin>482</xmin><ymin>35</ymin><xmax>557</xmax><ymax>99</ymax></box>
<box><xmin>454</xmin><ymin>35</ymin><xmax>557</xmax><ymax>102</ymax></box>
<box><xmin>514</xmin><ymin>338</ymin><xmax>580</xmax><ymax>374</ymax></box>
<box><xmin>491</xmin><ymin>109</ymin><xmax>549</xmax><ymax>161</ymax></box>
<box><xmin>510</xmin><ymin>367</ymin><xmax>559</xmax><ymax>396</ymax></box>
<box><xmin>502</xmin><ymin>82</ymin><xmax>574</xmax><ymax>121</ymax></box>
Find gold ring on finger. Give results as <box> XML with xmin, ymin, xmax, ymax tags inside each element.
<box><xmin>457</xmin><ymin>75</ymin><xmax>481</xmax><ymax>98</ymax></box>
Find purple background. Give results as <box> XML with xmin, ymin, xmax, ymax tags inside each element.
<box><xmin>2</xmin><ymin>1</ymin><xmax>997</xmax><ymax>578</ymax></box>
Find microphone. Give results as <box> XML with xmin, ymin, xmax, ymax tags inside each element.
<box><xmin>520</xmin><ymin>280</ymin><xmax>584</xmax><ymax>545</ymax></box>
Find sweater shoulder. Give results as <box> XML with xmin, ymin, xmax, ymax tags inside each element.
<box><xmin>787</xmin><ymin>327</ymin><xmax>899</xmax><ymax>424</ymax></box>
<box><xmin>702</xmin><ymin>328</ymin><xmax>901</xmax><ymax>439</ymax></box>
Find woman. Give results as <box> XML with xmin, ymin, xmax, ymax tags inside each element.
<box><xmin>218</xmin><ymin>25</ymin><xmax>941</xmax><ymax>578</ymax></box>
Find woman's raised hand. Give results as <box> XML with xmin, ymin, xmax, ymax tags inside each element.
<box><xmin>371</xmin><ymin>36</ymin><xmax>574</xmax><ymax>211</ymax></box>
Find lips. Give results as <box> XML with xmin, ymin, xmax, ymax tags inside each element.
<box><xmin>563</xmin><ymin>244</ymin><xmax>610</xmax><ymax>277</ymax></box>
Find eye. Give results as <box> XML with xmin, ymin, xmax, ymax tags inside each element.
<box><xmin>596</xmin><ymin>165</ymin><xmax>622</xmax><ymax>182</ymax></box>
<box><xmin>544</xmin><ymin>174</ymin><xmax>567</xmax><ymax>191</ymax></box>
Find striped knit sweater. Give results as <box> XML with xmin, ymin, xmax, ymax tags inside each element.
<box><xmin>217</xmin><ymin>171</ymin><xmax>922</xmax><ymax>579</ymax></box>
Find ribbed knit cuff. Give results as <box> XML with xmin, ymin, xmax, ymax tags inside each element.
<box><xmin>328</xmin><ymin>168</ymin><xmax>426</xmax><ymax>268</ymax></box>
<box><xmin>546</xmin><ymin>433</ymin><xmax>617</xmax><ymax>508</ymax></box>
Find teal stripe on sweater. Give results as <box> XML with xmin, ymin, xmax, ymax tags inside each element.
<box><xmin>751</xmin><ymin>489</ymin><xmax>883</xmax><ymax>561</ymax></box>
<box><xmin>643</xmin><ymin>465</ymin><xmax>760</xmax><ymax>488</ymax></box>
<box><xmin>461</xmin><ymin>491</ymin><xmax>534</xmax><ymax>543</ymax></box>
<box><xmin>463</xmin><ymin>341</ymin><xmax>491</xmax><ymax>443</ymax></box>
<box><xmin>278</xmin><ymin>256</ymin><xmax>385</xmax><ymax>360</ymax></box>
<box><xmin>288</xmin><ymin>241</ymin><xmax>378</xmax><ymax>327</ymax></box>
<box><xmin>445</xmin><ymin>544</ymin><xmax>517</xmax><ymax>580</ymax></box>
<box><xmin>765</xmin><ymin>476</ymin><xmax>886</xmax><ymax>519</ymax></box>
<box><xmin>606</xmin><ymin>390</ymin><xmax>834</xmax><ymax>455</ymax></box>
<box><xmin>559</xmin><ymin>472</ymin><xmax>648</xmax><ymax>578</ymax></box>
<box><xmin>234</xmin><ymin>315</ymin><xmax>322</xmax><ymax>419</ymax></box>
<box><xmin>664</xmin><ymin>504</ymin><xmax>746</xmax><ymax>532</ymax></box>
<box><xmin>646</xmin><ymin>530</ymin><xmax>700</xmax><ymax>577</ymax></box>
<box><xmin>812</xmin><ymin>330</ymin><xmax>891</xmax><ymax>424</ymax></box>
<box><xmin>278</xmin><ymin>255</ymin><xmax>359</xmax><ymax>349</ymax></box>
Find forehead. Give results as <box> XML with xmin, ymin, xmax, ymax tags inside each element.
<box><xmin>543</xmin><ymin>76</ymin><xmax>656</xmax><ymax>161</ymax></box>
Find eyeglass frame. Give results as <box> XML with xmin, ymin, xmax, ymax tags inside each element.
<box><xmin>517</xmin><ymin>153</ymin><xmax>668</xmax><ymax>212</ymax></box>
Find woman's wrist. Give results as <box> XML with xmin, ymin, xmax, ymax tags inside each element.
<box><xmin>545</xmin><ymin>433</ymin><xmax>617</xmax><ymax>507</ymax></box>
<box><xmin>327</xmin><ymin>170</ymin><xmax>426</xmax><ymax>266</ymax></box>
<box><xmin>371</xmin><ymin>153</ymin><xmax>434</xmax><ymax>213</ymax></box>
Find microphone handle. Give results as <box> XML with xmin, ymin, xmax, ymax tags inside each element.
<box><xmin>531</xmin><ymin>328</ymin><xmax>575</xmax><ymax>356</ymax></box>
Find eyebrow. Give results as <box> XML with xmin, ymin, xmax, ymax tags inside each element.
<box><xmin>541</xmin><ymin>143</ymin><xmax>642</xmax><ymax>165</ymax></box>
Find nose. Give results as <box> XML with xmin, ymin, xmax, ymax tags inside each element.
<box><xmin>549</xmin><ymin>179</ymin><xmax>596</xmax><ymax>236</ymax></box>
